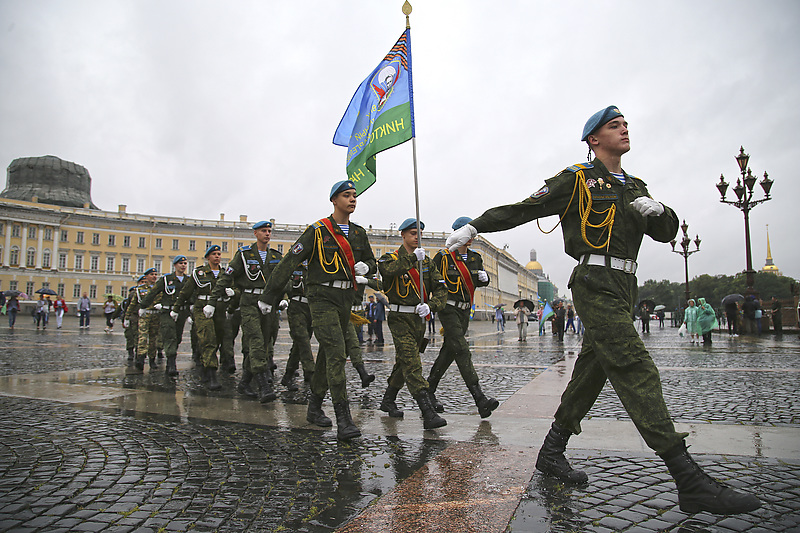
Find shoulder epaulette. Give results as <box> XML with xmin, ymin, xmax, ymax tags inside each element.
<box><xmin>311</xmin><ymin>220</ymin><xmax>325</xmax><ymax>229</ymax></box>
<box><xmin>240</xmin><ymin>245</ymin><xmax>251</xmax><ymax>251</ymax></box>
<box><xmin>566</xmin><ymin>162</ymin><xmax>594</xmax><ymax>173</ymax></box>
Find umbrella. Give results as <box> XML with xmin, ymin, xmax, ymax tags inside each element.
<box><xmin>552</xmin><ymin>298</ymin><xmax>565</xmax><ymax>305</ymax></box>
<box><xmin>494</xmin><ymin>303</ymin><xmax>505</xmax><ymax>308</ymax></box>
<box><xmin>3</xmin><ymin>289</ymin><xmax>23</xmax><ymax>297</ymax></box>
<box><xmin>721</xmin><ymin>294</ymin><xmax>745</xmax><ymax>306</ymax></box>
<box><xmin>35</xmin><ymin>288</ymin><xmax>58</xmax><ymax>295</ymax></box>
<box><xmin>653</xmin><ymin>304</ymin><xmax>666</xmax><ymax>311</ymax></box>
<box><xmin>638</xmin><ymin>299</ymin><xmax>655</xmax><ymax>310</ymax></box>
<box><xmin>514</xmin><ymin>299</ymin><xmax>535</xmax><ymax>312</ymax></box>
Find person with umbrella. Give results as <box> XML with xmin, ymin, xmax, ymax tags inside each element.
<box><xmin>514</xmin><ymin>300</ymin><xmax>532</xmax><ymax>341</ymax></box>
<box><xmin>5</xmin><ymin>293</ymin><xmax>20</xmax><ymax>329</ymax></box>
<box><xmin>445</xmin><ymin>105</ymin><xmax>760</xmax><ymax>514</ymax></box>
<box><xmin>34</xmin><ymin>293</ymin><xmax>51</xmax><ymax>329</ymax></box>
<box><xmin>722</xmin><ymin>294</ymin><xmax>743</xmax><ymax>337</ymax></box>
<box><xmin>639</xmin><ymin>300</ymin><xmax>653</xmax><ymax>334</ymax></box>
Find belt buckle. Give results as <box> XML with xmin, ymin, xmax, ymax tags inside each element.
<box><xmin>623</xmin><ymin>259</ymin><xmax>635</xmax><ymax>274</ymax></box>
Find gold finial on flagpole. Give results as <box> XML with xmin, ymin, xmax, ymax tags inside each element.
<box><xmin>403</xmin><ymin>1</ymin><xmax>412</xmax><ymax>28</ymax></box>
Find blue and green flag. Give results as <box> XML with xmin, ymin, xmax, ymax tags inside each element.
<box><xmin>539</xmin><ymin>302</ymin><xmax>554</xmax><ymax>336</ymax></box>
<box><xmin>333</xmin><ymin>29</ymin><xmax>415</xmax><ymax>195</ymax></box>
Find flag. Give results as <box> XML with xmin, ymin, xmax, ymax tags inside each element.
<box><xmin>539</xmin><ymin>302</ymin><xmax>554</xmax><ymax>336</ymax></box>
<box><xmin>333</xmin><ymin>29</ymin><xmax>414</xmax><ymax>195</ymax></box>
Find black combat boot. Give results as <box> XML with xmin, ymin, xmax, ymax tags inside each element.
<box><xmin>428</xmin><ymin>389</ymin><xmax>444</xmax><ymax>413</ymax></box>
<box><xmin>535</xmin><ymin>422</ymin><xmax>588</xmax><ymax>484</ymax></box>
<box><xmin>414</xmin><ymin>391</ymin><xmax>447</xmax><ymax>429</ymax></box>
<box><xmin>254</xmin><ymin>372</ymin><xmax>277</xmax><ymax>403</ymax></box>
<box><xmin>127</xmin><ymin>348</ymin><xmax>135</xmax><ymax>364</ymax></box>
<box><xmin>306</xmin><ymin>392</ymin><xmax>332</xmax><ymax>427</ymax></box>
<box><xmin>149</xmin><ymin>356</ymin><xmax>157</xmax><ymax>369</ymax></box>
<box><xmin>661</xmin><ymin>441</ymin><xmax>761</xmax><ymax>514</ymax></box>
<box><xmin>379</xmin><ymin>386</ymin><xmax>404</xmax><ymax>418</ymax></box>
<box><xmin>206</xmin><ymin>367</ymin><xmax>222</xmax><ymax>391</ymax></box>
<box><xmin>135</xmin><ymin>351</ymin><xmax>145</xmax><ymax>372</ymax></box>
<box><xmin>354</xmin><ymin>363</ymin><xmax>375</xmax><ymax>388</ymax></box>
<box><xmin>165</xmin><ymin>356</ymin><xmax>178</xmax><ymax>377</ymax></box>
<box><xmin>236</xmin><ymin>369</ymin><xmax>257</xmax><ymax>398</ymax></box>
<box><xmin>280</xmin><ymin>369</ymin><xmax>299</xmax><ymax>391</ymax></box>
<box><xmin>467</xmin><ymin>383</ymin><xmax>499</xmax><ymax>418</ymax></box>
<box><xmin>333</xmin><ymin>402</ymin><xmax>361</xmax><ymax>440</ymax></box>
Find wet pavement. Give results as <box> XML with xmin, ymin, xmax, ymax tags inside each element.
<box><xmin>0</xmin><ymin>316</ymin><xmax>798</xmax><ymax>532</ymax></box>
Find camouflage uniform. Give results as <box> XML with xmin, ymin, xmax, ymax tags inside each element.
<box><xmin>119</xmin><ymin>286</ymin><xmax>139</xmax><ymax>360</ymax></box>
<box><xmin>140</xmin><ymin>272</ymin><xmax>191</xmax><ymax>376</ymax></box>
<box><xmin>283</xmin><ymin>264</ymin><xmax>316</xmax><ymax>384</ymax></box>
<box><xmin>470</xmin><ymin>158</ymin><xmax>686</xmax><ymax>454</ymax></box>
<box><xmin>125</xmin><ymin>282</ymin><xmax>160</xmax><ymax>369</ymax></box>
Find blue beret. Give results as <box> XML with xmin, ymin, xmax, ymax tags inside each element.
<box><xmin>252</xmin><ymin>220</ymin><xmax>272</xmax><ymax>230</ymax></box>
<box><xmin>330</xmin><ymin>180</ymin><xmax>356</xmax><ymax>200</ymax></box>
<box><xmin>399</xmin><ymin>218</ymin><xmax>424</xmax><ymax>232</ymax></box>
<box><xmin>137</xmin><ymin>274</ymin><xmax>146</xmax><ymax>282</ymax></box>
<box><xmin>452</xmin><ymin>216</ymin><xmax>473</xmax><ymax>231</ymax></box>
<box><xmin>581</xmin><ymin>106</ymin><xmax>623</xmax><ymax>141</ymax></box>
<box><xmin>204</xmin><ymin>244</ymin><xmax>221</xmax><ymax>257</ymax></box>
<box><xmin>143</xmin><ymin>267</ymin><xmax>157</xmax><ymax>276</ymax></box>
<box><xmin>172</xmin><ymin>255</ymin><xmax>187</xmax><ymax>265</ymax></box>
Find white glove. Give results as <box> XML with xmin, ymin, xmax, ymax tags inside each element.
<box><xmin>138</xmin><ymin>308</ymin><xmax>146</xmax><ymax>317</ymax></box>
<box><xmin>630</xmin><ymin>197</ymin><xmax>664</xmax><ymax>217</ymax></box>
<box><xmin>169</xmin><ymin>311</ymin><xmax>179</xmax><ymax>321</ymax></box>
<box><xmin>258</xmin><ymin>301</ymin><xmax>272</xmax><ymax>315</ymax></box>
<box><xmin>413</xmin><ymin>247</ymin><xmax>426</xmax><ymax>261</ymax></box>
<box><xmin>279</xmin><ymin>299</ymin><xmax>289</xmax><ymax>311</ymax></box>
<box><xmin>355</xmin><ymin>276</ymin><xmax>369</xmax><ymax>285</ymax></box>
<box><xmin>415</xmin><ymin>303</ymin><xmax>431</xmax><ymax>317</ymax></box>
<box><xmin>226</xmin><ymin>311</ymin><xmax>233</xmax><ymax>320</ymax></box>
<box><xmin>203</xmin><ymin>304</ymin><xmax>215</xmax><ymax>318</ymax></box>
<box><xmin>187</xmin><ymin>315</ymin><xmax>193</xmax><ymax>326</ymax></box>
<box><xmin>123</xmin><ymin>319</ymin><xmax>130</xmax><ymax>328</ymax></box>
<box><xmin>446</xmin><ymin>224</ymin><xmax>478</xmax><ymax>251</ymax></box>
<box><xmin>354</xmin><ymin>261</ymin><xmax>369</xmax><ymax>276</ymax></box>
<box><xmin>225</xmin><ymin>287</ymin><xmax>235</xmax><ymax>297</ymax></box>
<box><xmin>477</xmin><ymin>270</ymin><xmax>489</xmax><ymax>282</ymax></box>
<box><xmin>154</xmin><ymin>303</ymin><xmax>163</xmax><ymax>310</ymax></box>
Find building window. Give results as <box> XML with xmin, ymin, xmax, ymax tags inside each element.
<box><xmin>9</xmin><ymin>280</ymin><xmax>18</xmax><ymax>291</ymax></box>
<box><xmin>105</xmin><ymin>285</ymin><xmax>113</xmax><ymax>296</ymax></box>
<box><xmin>89</xmin><ymin>285</ymin><xmax>97</xmax><ymax>299</ymax></box>
<box><xmin>172</xmin><ymin>239</ymin><xmax>179</xmax><ymax>250</ymax></box>
<box><xmin>58</xmin><ymin>252</ymin><xmax>67</xmax><ymax>270</ymax></box>
<box><xmin>73</xmin><ymin>284</ymin><xmax>81</xmax><ymax>298</ymax></box>
<box><xmin>138</xmin><ymin>237</ymin><xmax>146</xmax><ymax>248</ymax></box>
<box><xmin>188</xmin><ymin>240</ymin><xmax>196</xmax><ymax>251</ymax></box>
<box><xmin>108</xmin><ymin>234</ymin><xmax>116</xmax><ymax>246</ymax></box>
<box><xmin>90</xmin><ymin>255</ymin><xmax>99</xmax><ymax>271</ymax></box>
<box><xmin>75</xmin><ymin>254</ymin><xmax>83</xmax><ymax>271</ymax></box>
<box><xmin>120</xmin><ymin>285</ymin><xmax>127</xmax><ymax>297</ymax></box>
<box><xmin>60</xmin><ymin>230</ymin><xmax>68</xmax><ymax>242</ymax></box>
<box><xmin>10</xmin><ymin>246</ymin><xmax>19</xmax><ymax>266</ymax></box>
<box><xmin>137</xmin><ymin>258</ymin><xmax>145</xmax><ymax>273</ymax></box>
<box><xmin>28</xmin><ymin>226</ymin><xmax>36</xmax><ymax>239</ymax></box>
<box><xmin>42</xmin><ymin>282</ymin><xmax>50</xmax><ymax>289</ymax></box>
<box><xmin>121</xmin><ymin>257</ymin><xmax>130</xmax><ymax>273</ymax></box>
<box><xmin>0</xmin><ymin>222</ymin><xmax>3</xmax><ymax>236</ymax></box>
<box><xmin>106</xmin><ymin>256</ymin><xmax>115</xmax><ymax>272</ymax></box>
<box><xmin>123</xmin><ymin>235</ymin><xmax>131</xmax><ymax>247</ymax></box>
<box><xmin>155</xmin><ymin>238</ymin><xmax>162</xmax><ymax>249</ymax></box>
<box><xmin>42</xmin><ymin>249</ymin><xmax>51</xmax><ymax>269</ymax></box>
<box><xmin>12</xmin><ymin>225</ymin><xmax>21</xmax><ymax>238</ymax></box>
<box><xmin>276</xmin><ymin>244</ymin><xmax>283</xmax><ymax>254</ymax></box>
<box><xmin>57</xmin><ymin>283</ymin><xmax>65</xmax><ymax>297</ymax></box>
<box><xmin>205</xmin><ymin>240</ymin><xmax>212</xmax><ymax>250</ymax></box>
<box><xmin>188</xmin><ymin>261</ymin><xmax>196</xmax><ymax>271</ymax></box>
<box><xmin>26</xmin><ymin>247</ymin><xmax>36</xmax><ymax>267</ymax></box>
<box><xmin>92</xmin><ymin>233</ymin><xmax>100</xmax><ymax>245</ymax></box>
<box><xmin>26</xmin><ymin>281</ymin><xmax>35</xmax><ymax>295</ymax></box>
<box><xmin>44</xmin><ymin>228</ymin><xmax>53</xmax><ymax>241</ymax></box>
<box><xmin>220</xmin><ymin>261</ymin><xmax>228</xmax><ymax>270</ymax></box>
<box><xmin>76</xmin><ymin>231</ymin><xmax>84</xmax><ymax>244</ymax></box>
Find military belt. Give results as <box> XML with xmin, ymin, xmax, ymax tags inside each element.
<box><xmin>388</xmin><ymin>304</ymin><xmax>417</xmax><ymax>314</ymax></box>
<box><xmin>320</xmin><ymin>280</ymin><xmax>353</xmax><ymax>289</ymax></box>
<box><xmin>446</xmin><ymin>299</ymin><xmax>471</xmax><ymax>310</ymax></box>
<box><xmin>291</xmin><ymin>296</ymin><xmax>308</xmax><ymax>304</ymax></box>
<box><xmin>140</xmin><ymin>309</ymin><xmax>157</xmax><ymax>315</ymax></box>
<box><xmin>196</xmin><ymin>295</ymin><xmax>212</xmax><ymax>300</ymax></box>
<box><xmin>581</xmin><ymin>254</ymin><xmax>638</xmax><ymax>275</ymax></box>
<box><xmin>243</xmin><ymin>288</ymin><xmax>264</xmax><ymax>294</ymax></box>
<box><xmin>352</xmin><ymin>304</ymin><xmax>364</xmax><ymax>312</ymax></box>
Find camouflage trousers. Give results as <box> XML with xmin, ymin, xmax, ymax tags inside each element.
<box><xmin>555</xmin><ymin>263</ymin><xmax>688</xmax><ymax>455</ymax></box>
<box><xmin>239</xmin><ymin>297</ymin><xmax>275</xmax><ymax>375</ymax></box>
<box><xmin>193</xmin><ymin>307</ymin><xmax>226</xmax><ymax>369</ymax></box>
<box><xmin>347</xmin><ymin>311</ymin><xmax>365</xmax><ymax>366</ymax></box>
<box><xmin>386</xmin><ymin>312</ymin><xmax>429</xmax><ymax>396</ymax></box>
<box><xmin>125</xmin><ymin>315</ymin><xmax>139</xmax><ymax>351</ymax></box>
<box><xmin>137</xmin><ymin>312</ymin><xmax>160</xmax><ymax>361</ymax></box>
<box><xmin>285</xmin><ymin>301</ymin><xmax>315</xmax><ymax>377</ymax></box>
<box><xmin>159</xmin><ymin>310</ymin><xmax>189</xmax><ymax>359</ymax></box>
<box><xmin>427</xmin><ymin>304</ymin><xmax>479</xmax><ymax>391</ymax></box>
<box><xmin>307</xmin><ymin>286</ymin><xmax>352</xmax><ymax>403</ymax></box>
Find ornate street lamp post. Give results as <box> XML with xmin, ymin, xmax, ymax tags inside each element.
<box><xmin>670</xmin><ymin>220</ymin><xmax>701</xmax><ymax>306</ymax></box>
<box><xmin>716</xmin><ymin>147</ymin><xmax>773</xmax><ymax>296</ymax></box>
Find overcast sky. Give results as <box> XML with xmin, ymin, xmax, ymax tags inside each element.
<box><xmin>1</xmin><ymin>0</ymin><xmax>798</xmax><ymax>294</ymax></box>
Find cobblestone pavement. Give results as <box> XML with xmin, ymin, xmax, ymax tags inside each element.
<box><xmin>1</xmin><ymin>316</ymin><xmax>798</xmax><ymax>532</ymax></box>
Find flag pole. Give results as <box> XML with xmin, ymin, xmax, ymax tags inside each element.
<box><xmin>403</xmin><ymin>1</ymin><xmax>427</xmax><ymax>312</ymax></box>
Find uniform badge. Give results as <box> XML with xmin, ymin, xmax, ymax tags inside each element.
<box><xmin>586</xmin><ymin>178</ymin><xmax>597</xmax><ymax>188</ymax></box>
<box><xmin>530</xmin><ymin>185</ymin><xmax>549</xmax><ymax>199</ymax></box>
<box><xmin>225</xmin><ymin>266</ymin><xmax>234</xmax><ymax>274</ymax></box>
<box><xmin>291</xmin><ymin>242</ymin><xmax>304</xmax><ymax>255</ymax></box>
<box><xmin>598</xmin><ymin>178</ymin><xmax>605</xmax><ymax>187</ymax></box>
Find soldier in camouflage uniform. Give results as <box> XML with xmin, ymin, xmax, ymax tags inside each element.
<box><xmin>209</xmin><ymin>221</ymin><xmax>282</xmax><ymax>403</ymax></box>
<box><xmin>446</xmin><ymin>106</ymin><xmax>760</xmax><ymax>515</ymax></box>
<box><xmin>278</xmin><ymin>260</ymin><xmax>316</xmax><ymax>391</ymax></box>
<box><xmin>118</xmin><ymin>282</ymin><xmax>140</xmax><ymax>363</ymax></box>
<box><xmin>378</xmin><ymin>218</ymin><xmax>448</xmax><ymax>430</ymax></box>
<box><xmin>262</xmin><ymin>180</ymin><xmax>376</xmax><ymax>440</ymax></box>
<box><xmin>174</xmin><ymin>245</ymin><xmax>229</xmax><ymax>391</ymax></box>
<box><xmin>124</xmin><ymin>267</ymin><xmax>160</xmax><ymax>371</ymax></box>
<box><xmin>141</xmin><ymin>255</ymin><xmax>190</xmax><ymax>377</ymax></box>
<box><xmin>427</xmin><ymin>216</ymin><xmax>497</xmax><ymax>418</ymax></box>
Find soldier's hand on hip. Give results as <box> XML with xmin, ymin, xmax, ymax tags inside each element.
<box><xmin>258</xmin><ymin>301</ymin><xmax>272</xmax><ymax>315</ymax></box>
<box><xmin>630</xmin><ymin>197</ymin><xmax>664</xmax><ymax>217</ymax></box>
<box><xmin>416</xmin><ymin>303</ymin><xmax>431</xmax><ymax>317</ymax></box>
<box><xmin>225</xmin><ymin>288</ymin><xmax>235</xmax><ymax>297</ymax></box>
<box><xmin>355</xmin><ymin>276</ymin><xmax>369</xmax><ymax>285</ymax></box>
<box><xmin>354</xmin><ymin>261</ymin><xmax>369</xmax><ymax>276</ymax></box>
<box><xmin>202</xmin><ymin>304</ymin><xmax>215</xmax><ymax>318</ymax></box>
<box><xmin>138</xmin><ymin>308</ymin><xmax>146</xmax><ymax>317</ymax></box>
<box><xmin>154</xmin><ymin>303</ymin><xmax>162</xmax><ymax>310</ymax></box>
<box><xmin>477</xmin><ymin>270</ymin><xmax>489</xmax><ymax>282</ymax></box>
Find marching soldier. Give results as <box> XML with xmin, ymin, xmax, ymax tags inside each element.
<box><xmin>378</xmin><ymin>218</ymin><xmax>448</xmax><ymax>430</ymax></box>
<box><xmin>279</xmin><ymin>261</ymin><xmax>316</xmax><ymax>391</ymax></box>
<box><xmin>209</xmin><ymin>221</ymin><xmax>282</xmax><ymax>403</ymax></box>
<box><xmin>261</xmin><ymin>180</ymin><xmax>376</xmax><ymax>440</ymax></box>
<box><xmin>347</xmin><ymin>277</ymin><xmax>378</xmax><ymax>388</ymax></box>
<box><xmin>174</xmin><ymin>245</ymin><xmax>229</xmax><ymax>390</ymax></box>
<box><xmin>141</xmin><ymin>255</ymin><xmax>190</xmax><ymax>377</ymax></box>
<box><xmin>118</xmin><ymin>281</ymin><xmax>140</xmax><ymax>364</ymax></box>
<box><xmin>427</xmin><ymin>216</ymin><xmax>498</xmax><ymax>418</ymax></box>
<box><xmin>124</xmin><ymin>267</ymin><xmax>160</xmax><ymax>371</ymax></box>
<box><xmin>445</xmin><ymin>106</ymin><xmax>760</xmax><ymax>515</ymax></box>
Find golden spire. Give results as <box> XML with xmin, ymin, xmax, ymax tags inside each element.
<box><xmin>762</xmin><ymin>224</ymin><xmax>780</xmax><ymax>274</ymax></box>
<box><xmin>403</xmin><ymin>1</ymin><xmax>412</xmax><ymax>29</ymax></box>
<box><xmin>765</xmin><ymin>224</ymin><xmax>773</xmax><ymax>262</ymax></box>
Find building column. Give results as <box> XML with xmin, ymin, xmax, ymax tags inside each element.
<box><xmin>3</xmin><ymin>220</ymin><xmax>11</xmax><ymax>265</ymax></box>
<box><xmin>36</xmin><ymin>225</ymin><xmax>44</xmax><ymax>269</ymax></box>
<box><xmin>52</xmin><ymin>226</ymin><xmax>60</xmax><ymax>271</ymax></box>
<box><xmin>20</xmin><ymin>223</ymin><xmax>27</xmax><ymax>267</ymax></box>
